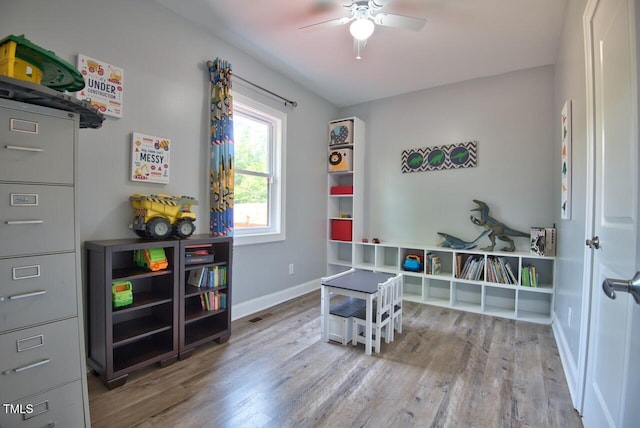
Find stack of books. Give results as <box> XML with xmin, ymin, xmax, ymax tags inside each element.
<box><xmin>187</xmin><ymin>266</ymin><xmax>227</xmax><ymax>288</ymax></box>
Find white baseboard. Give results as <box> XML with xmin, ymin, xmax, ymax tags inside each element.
<box><xmin>231</xmin><ymin>278</ymin><xmax>321</xmax><ymax>321</ymax></box>
<box><xmin>552</xmin><ymin>312</ymin><xmax>580</xmax><ymax>410</ymax></box>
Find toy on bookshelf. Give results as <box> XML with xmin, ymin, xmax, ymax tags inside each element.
<box><xmin>112</xmin><ymin>281</ymin><xmax>133</xmax><ymax>308</ymax></box>
<box><xmin>403</xmin><ymin>254</ymin><xmax>424</xmax><ymax>272</ymax></box>
<box><xmin>134</xmin><ymin>248</ymin><xmax>168</xmax><ymax>271</ymax></box>
<box><xmin>469</xmin><ymin>200</ymin><xmax>530</xmax><ymax>252</ymax></box>
<box><xmin>437</xmin><ymin>230</ymin><xmax>490</xmax><ymax>250</ymax></box>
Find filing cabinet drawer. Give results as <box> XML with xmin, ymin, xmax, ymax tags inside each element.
<box><xmin>0</xmin><ymin>104</ymin><xmax>75</xmax><ymax>184</ymax></box>
<box><xmin>0</xmin><ymin>380</ymin><xmax>86</xmax><ymax>428</ymax></box>
<box><xmin>0</xmin><ymin>184</ymin><xmax>74</xmax><ymax>257</ymax></box>
<box><xmin>0</xmin><ymin>253</ymin><xmax>78</xmax><ymax>333</ymax></box>
<box><xmin>0</xmin><ymin>318</ymin><xmax>82</xmax><ymax>403</ymax></box>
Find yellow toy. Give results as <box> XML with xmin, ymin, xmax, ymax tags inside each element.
<box><xmin>130</xmin><ymin>193</ymin><xmax>198</xmax><ymax>239</ymax></box>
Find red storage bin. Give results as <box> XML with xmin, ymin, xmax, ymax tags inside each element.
<box><xmin>331</xmin><ymin>219</ymin><xmax>352</xmax><ymax>241</ymax></box>
<box><xmin>330</xmin><ymin>185</ymin><xmax>353</xmax><ymax>195</ymax></box>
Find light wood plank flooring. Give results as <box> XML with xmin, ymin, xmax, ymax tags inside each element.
<box><xmin>88</xmin><ymin>291</ymin><xmax>583</xmax><ymax>427</ymax></box>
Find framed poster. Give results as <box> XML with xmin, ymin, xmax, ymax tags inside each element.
<box><xmin>76</xmin><ymin>54</ymin><xmax>124</xmax><ymax>118</ymax></box>
<box><xmin>561</xmin><ymin>100</ymin><xmax>571</xmax><ymax>219</ymax></box>
<box><xmin>131</xmin><ymin>132</ymin><xmax>170</xmax><ymax>184</ymax></box>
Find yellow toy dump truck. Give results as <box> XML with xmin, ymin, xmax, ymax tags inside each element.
<box><xmin>130</xmin><ymin>194</ymin><xmax>198</xmax><ymax>239</ymax></box>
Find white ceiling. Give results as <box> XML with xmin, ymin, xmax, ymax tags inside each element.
<box><xmin>155</xmin><ymin>0</ymin><xmax>568</xmax><ymax>107</ymax></box>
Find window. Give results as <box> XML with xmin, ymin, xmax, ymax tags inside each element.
<box><xmin>233</xmin><ymin>93</ymin><xmax>286</xmax><ymax>245</ymax></box>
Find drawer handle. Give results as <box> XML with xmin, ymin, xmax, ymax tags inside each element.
<box><xmin>7</xmin><ymin>290</ymin><xmax>47</xmax><ymax>300</ymax></box>
<box><xmin>4</xmin><ymin>144</ymin><xmax>43</xmax><ymax>152</ymax></box>
<box><xmin>2</xmin><ymin>358</ymin><xmax>50</xmax><ymax>375</ymax></box>
<box><xmin>5</xmin><ymin>220</ymin><xmax>44</xmax><ymax>225</ymax></box>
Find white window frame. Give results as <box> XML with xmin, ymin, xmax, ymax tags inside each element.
<box><xmin>233</xmin><ymin>92</ymin><xmax>286</xmax><ymax>245</ymax></box>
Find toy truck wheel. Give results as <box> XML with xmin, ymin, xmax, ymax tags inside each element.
<box><xmin>146</xmin><ymin>217</ymin><xmax>172</xmax><ymax>239</ymax></box>
<box><xmin>173</xmin><ymin>219</ymin><xmax>195</xmax><ymax>238</ymax></box>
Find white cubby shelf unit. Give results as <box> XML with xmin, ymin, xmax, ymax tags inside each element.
<box><xmin>351</xmin><ymin>241</ymin><xmax>556</xmax><ymax>324</ymax></box>
<box><xmin>326</xmin><ymin>117</ymin><xmax>365</xmax><ymax>277</ymax></box>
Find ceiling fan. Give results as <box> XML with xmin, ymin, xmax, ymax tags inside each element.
<box><xmin>301</xmin><ymin>1</ymin><xmax>427</xmax><ymax>58</ymax></box>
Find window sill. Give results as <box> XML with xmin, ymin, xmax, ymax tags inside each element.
<box><xmin>233</xmin><ymin>231</ymin><xmax>286</xmax><ymax>246</ymax></box>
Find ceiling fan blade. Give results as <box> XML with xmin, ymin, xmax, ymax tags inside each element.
<box><xmin>299</xmin><ymin>16</ymin><xmax>351</xmax><ymax>31</ymax></box>
<box><xmin>374</xmin><ymin>13</ymin><xmax>426</xmax><ymax>31</ymax></box>
<box><xmin>369</xmin><ymin>0</ymin><xmax>393</xmax><ymax>10</ymax></box>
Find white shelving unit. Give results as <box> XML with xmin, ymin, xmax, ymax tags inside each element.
<box><xmin>351</xmin><ymin>241</ymin><xmax>555</xmax><ymax>324</ymax></box>
<box><xmin>326</xmin><ymin>117</ymin><xmax>365</xmax><ymax>276</ymax></box>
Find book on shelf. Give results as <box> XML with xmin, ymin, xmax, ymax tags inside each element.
<box><xmin>530</xmin><ymin>227</ymin><xmax>556</xmax><ymax>256</ymax></box>
<box><xmin>458</xmin><ymin>255</ymin><xmax>484</xmax><ymax>281</ymax></box>
<box><xmin>199</xmin><ymin>291</ymin><xmax>228</xmax><ymax>311</ymax></box>
<box><xmin>425</xmin><ymin>253</ymin><xmax>442</xmax><ymax>275</ymax></box>
<box><xmin>521</xmin><ymin>265</ymin><xmax>538</xmax><ymax>287</ymax></box>
<box><xmin>188</xmin><ymin>266</ymin><xmax>228</xmax><ymax>288</ymax></box>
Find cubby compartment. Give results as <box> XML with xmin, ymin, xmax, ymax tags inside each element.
<box><xmin>353</xmin><ymin>243</ymin><xmax>375</xmax><ymax>269</ymax></box>
<box><xmin>424</xmin><ymin>278</ymin><xmax>451</xmax><ymax>306</ymax></box>
<box><xmin>485</xmin><ymin>255</ymin><xmax>519</xmax><ymax>284</ymax></box>
<box><xmin>328</xmin><ymin>241</ymin><xmax>352</xmax><ymax>266</ymax></box>
<box><xmin>517</xmin><ymin>289</ymin><xmax>553</xmax><ymax>323</ymax></box>
<box><xmin>424</xmin><ymin>249</ymin><xmax>453</xmax><ymax>277</ymax></box>
<box><xmin>452</xmin><ymin>281</ymin><xmax>482</xmax><ymax>311</ymax></box>
<box><xmin>454</xmin><ymin>252</ymin><xmax>485</xmax><ymax>280</ymax></box>
<box><xmin>376</xmin><ymin>245</ymin><xmax>399</xmax><ymax>271</ymax></box>
<box><xmin>403</xmin><ymin>274</ymin><xmax>423</xmax><ymax>302</ymax></box>
<box><xmin>484</xmin><ymin>285</ymin><xmax>516</xmax><ymax>317</ymax></box>
<box><xmin>520</xmin><ymin>256</ymin><xmax>555</xmax><ymax>289</ymax></box>
<box><xmin>400</xmin><ymin>247</ymin><xmax>426</xmax><ymax>273</ymax></box>
<box><xmin>328</xmin><ymin>194</ymin><xmax>353</xmax><ymax>219</ymax></box>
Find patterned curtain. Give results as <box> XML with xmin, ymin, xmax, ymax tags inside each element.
<box><xmin>209</xmin><ymin>58</ymin><xmax>234</xmax><ymax>236</ymax></box>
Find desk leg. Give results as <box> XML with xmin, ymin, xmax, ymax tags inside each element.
<box><xmin>321</xmin><ymin>286</ymin><xmax>329</xmax><ymax>342</ymax></box>
<box><xmin>365</xmin><ymin>294</ymin><xmax>373</xmax><ymax>355</ymax></box>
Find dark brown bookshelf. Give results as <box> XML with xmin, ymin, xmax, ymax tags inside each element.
<box><xmin>86</xmin><ymin>235</ymin><xmax>232</xmax><ymax>388</ymax></box>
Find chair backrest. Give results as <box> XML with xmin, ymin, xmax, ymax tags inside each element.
<box><xmin>391</xmin><ymin>274</ymin><xmax>403</xmax><ymax>307</ymax></box>
<box><xmin>376</xmin><ymin>277</ymin><xmax>394</xmax><ymax>318</ymax></box>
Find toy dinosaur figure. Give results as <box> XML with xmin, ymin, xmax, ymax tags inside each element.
<box><xmin>469</xmin><ymin>199</ymin><xmax>529</xmax><ymax>252</ymax></box>
<box><xmin>437</xmin><ymin>230</ymin><xmax>490</xmax><ymax>250</ymax></box>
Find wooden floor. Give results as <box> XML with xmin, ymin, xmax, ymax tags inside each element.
<box><xmin>88</xmin><ymin>291</ymin><xmax>583</xmax><ymax>428</ymax></box>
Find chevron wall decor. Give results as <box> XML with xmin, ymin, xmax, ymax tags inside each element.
<box><xmin>401</xmin><ymin>141</ymin><xmax>478</xmax><ymax>173</ymax></box>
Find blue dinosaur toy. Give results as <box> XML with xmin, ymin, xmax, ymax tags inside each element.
<box><xmin>437</xmin><ymin>230</ymin><xmax>490</xmax><ymax>250</ymax></box>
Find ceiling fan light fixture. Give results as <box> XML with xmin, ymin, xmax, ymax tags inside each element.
<box><xmin>350</xmin><ymin>18</ymin><xmax>375</xmax><ymax>41</ymax></box>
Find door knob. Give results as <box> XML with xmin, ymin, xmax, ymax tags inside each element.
<box><xmin>586</xmin><ymin>236</ymin><xmax>600</xmax><ymax>249</ymax></box>
<box><xmin>602</xmin><ymin>271</ymin><xmax>640</xmax><ymax>305</ymax></box>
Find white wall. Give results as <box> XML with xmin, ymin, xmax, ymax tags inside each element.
<box><xmin>552</xmin><ymin>0</ymin><xmax>588</xmax><ymax>408</ymax></box>
<box><xmin>339</xmin><ymin>66</ymin><xmax>556</xmax><ymax>250</ymax></box>
<box><xmin>0</xmin><ymin>0</ymin><xmax>337</xmax><ymax>306</ymax></box>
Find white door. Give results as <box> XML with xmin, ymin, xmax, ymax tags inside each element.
<box><xmin>583</xmin><ymin>0</ymin><xmax>640</xmax><ymax>426</ymax></box>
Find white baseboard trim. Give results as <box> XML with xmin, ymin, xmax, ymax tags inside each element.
<box><xmin>552</xmin><ymin>311</ymin><xmax>580</xmax><ymax>410</ymax></box>
<box><xmin>231</xmin><ymin>278</ymin><xmax>321</xmax><ymax>321</ymax></box>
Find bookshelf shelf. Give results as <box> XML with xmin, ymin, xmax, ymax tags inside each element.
<box><xmin>351</xmin><ymin>241</ymin><xmax>556</xmax><ymax>324</ymax></box>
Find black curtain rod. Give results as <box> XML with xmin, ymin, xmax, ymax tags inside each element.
<box><xmin>232</xmin><ymin>73</ymin><xmax>298</xmax><ymax>108</ymax></box>
<box><xmin>207</xmin><ymin>61</ymin><xmax>298</xmax><ymax>108</ymax></box>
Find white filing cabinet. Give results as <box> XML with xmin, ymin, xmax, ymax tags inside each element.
<box><xmin>0</xmin><ymin>98</ymin><xmax>91</xmax><ymax>427</ymax></box>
